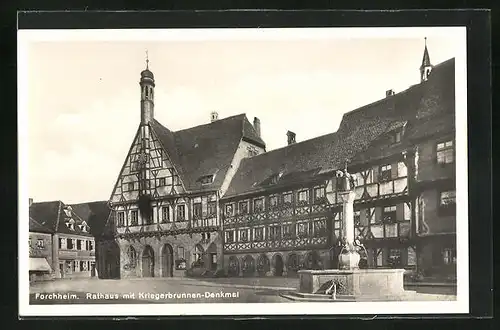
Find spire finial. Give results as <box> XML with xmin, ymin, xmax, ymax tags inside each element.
<box><xmin>145</xmin><ymin>49</ymin><xmax>149</xmax><ymax>69</ymax></box>
<box><xmin>424</xmin><ymin>37</ymin><xmax>427</xmax><ymax>47</ymax></box>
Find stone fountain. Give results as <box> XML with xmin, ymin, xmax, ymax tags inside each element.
<box><xmin>281</xmin><ymin>164</ymin><xmax>409</xmax><ymax>302</ymax></box>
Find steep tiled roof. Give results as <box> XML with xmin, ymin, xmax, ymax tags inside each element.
<box><xmin>70</xmin><ymin>201</ymin><xmax>113</xmax><ymax>238</ymax></box>
<box><xmin>29</xmin><ymin>201</ymin><xmax>93</xmax><ymax>237</ymax></box>
<box><xmin>29</xmin><ymin>217</ymin><xmax>52</xmax><ymax>234</ymax></box>
<box><xmin>151</xmin><ymin>114</ymin><xmax>265</xmax><ymax>192</ymax></box>
<box><xmin>224</xmin><ymin>58</ymin><xmax>455</xmax><ymax>198</ymax></box>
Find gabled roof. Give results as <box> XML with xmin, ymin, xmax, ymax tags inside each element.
<box><xmin>151</xmin><ymin>114</ymin><xmax>265</xmax><ymax>192</ymax></box>
<box><xmin>69</xmin><ymin>201</ymin><xmax>113</xmax><ymax>238</ymax></box>
<box><xmin>29</xmin><ymin>217</ymin><xmax>52</xmax><ymax>234</ymax></box>
<box><xmin>29</xmin><ymin>201</ymin><xmax>93</xmax><ymax>237</ymax></box>
<box><xmin>224</xmin><ymin>58</ymin><xmax>455</xmax><ymax>198</ymax></box>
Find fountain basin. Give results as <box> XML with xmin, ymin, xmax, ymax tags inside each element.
<box><xmin>298</xmin><ymin>268</ymin><xmax>406</xmax><ymax>300</ymax></box>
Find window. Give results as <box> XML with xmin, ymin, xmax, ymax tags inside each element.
<box><xmin>117</xmin><ymin>212</ymin><xmax>125</xmax><ymax>227</ymax></box>
<box><xmin>178</xmin><ymin>246</ymin><xmax>185</xmax><ymax>259</ymax></box>
<box><xmin>297</xmin><ymin>190</ymin><xmax>309</xmax><ymax>205</ymax></box>
<box><xmin>443</xmin><ymin>248</ymin><xmax>456</xmax><ymax>265</ymax></box>
<box><xmin>296</xmin><ymin>222</ymin><xmax>308</xmax><ymax>238</ymax></box>
<box><xmin>28</xmin><ymin>238</ymin><xmax>32</xmax><ymax>248</ymax></box>
<box><xmin>239</xmin><ymin>229</ymin><xmax>249</xmax><ymax>242</ymax></box>
<box><xmin>158</xmin><ymin>178</ymin><xmax>166</xmax><ymax>186</ymax></box>
<box><xmin>193</xmin><ymin>203</ymin><xmax>202</xmax><ymax>219</ymax></box>
<box><xmin>440</xmin><ymin>190</ymin><xmax>456</xmax><ymax>206</ymax></box>
<box><xmin>383</xmin><ymin>206</ymin><xmax>397</xmax><ymax>223</ymax></box>
<box><xmin>269</xmin><ymin>225</ymin><xmax>281</xmax><ymax>240</ymax></box>
<box><xmin>177</xmin><ymin>205</ymin><xmax>186</xmax><ymax>221</ymax></box>
<box><xmin>225</xmin><ymin>204</ymin><xmax>234</xmax><ymax>217</ymax></box>
<box><xmin>313</xmin><ymin>219</ymin><xmax>327</xmax><ymax>237</ymax></box>
<box><xmin>128</xmin><ymin>182</ymin><xmax>135</xmax><ymax>191</ymax></box>
<box><xmin>281</xmin><ymin>224</ymin><xmax>292</xmax><ymax>238</ymax></box>
<box><xmin>67</xmin><ymin>238</ymin><xmax>74</xmax><ymax>250</ymax></box>
<box><xmin>437</xmin><ymin>140</ymin><xmax>454</xmax><ymax>164</ymax></box>
<box><xmin>76</xmin><ymin>240</ymin><xmax>82</xmax><ymax>250</ymax></box>
<box><xmin>85</xmin><ymin>240</ymin><xmax>89</xmax><ymax>250</ymax></box>
<box><xmin>388</xmin><ymin>249</ymin><xmax>402</xmax><ymax>268</ymax></box>
<box><xmin>254</xmin><ymin>227</ymin><xmax>264</xmax><ymax>241</ymax></box>
<box><xmin>269</xmin><ymin>196</ymin><xmax>278</xmax><ymax>209</ymax></box>
<box><xmin>207</xmin><ymin>202</ymin><xmax>216</xmax><ymax>217</ymax></box>
<box><xmin>200</xmin><ymin>175</ymin><xmax>214</xmax><ymax>185</ymax></box>
<box><xmin>314</xmin><ymin>187</ymin><xmax>326</xmax><ymax>203</ymax></box>
<box><xmin>131</xmin><ymin>210</ymin><xmax>138</xmax><ymax>226</ymax></box>
<box><xmin>207</xmin><ymin>232</ymin><xmax>211</xmax><ymax>240</ymax></box>
<box><xmin>354</xmin><ymin>210</ymin><xmax>361</xmax><ymax>226</ymax></box>
<box><xmin>59</xmin><ymin>238</ymin><xmax>66</xmax><ymax>249</ymax></box>
<box><xmin>391</xmin><ymin>130</ymin><xmax>402</xmax><ymax>144</ymax></box>
<box><xmin>379</xmin><ymin>164</ymin><xmax>392</xmax><ymax>181</ymax></box>
<box><xmin>225</xmin><ymin>230</ymin><xmax>234</xmax><ymax>243</ymax></box>
<box><xmin>439</xmin><ymin>190</ymin><xmax>456</xmax><ymax>215</ymax></box>
<box><xmin>253</xmin><ymin>198</ymin><xmax>264</xmax><ymax>213</ymax></box>
<box><xmin>283</xmin><ymin>193</ymin><xmax>292</xmax><ymax>205</ymax></box>
<box><xmin>36</xmin><ymin>239</ymin><xmax>44</xmax><ymax>249</ymax></box>
<box><xmin>89</xmin><ymin>240</ymin><xmax>93</xmax><ymax>251</ymax></box>
<box><xmin>239</xmin><ymin>201</ymin><xmax>249</xmax><ymax>215</ymax></box>
<box><xmin>161</xmin><ymin>206</ymin><xmax>170</xmax><ymax>223</ymax></box>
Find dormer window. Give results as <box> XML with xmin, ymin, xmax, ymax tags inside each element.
<box><xmin>66</xmin><ymin>219</ymin><xmax>75</xmax><ymax>231</ymax></box>
<box><xmin>391</xmin><ymin>130</ymin><xmax>402</xmax><ymax>144</ymax></box>
<box><xmin>199</xmin><ymin>175</ymin><xmax>214</xmax><ymax>185</ymax></box>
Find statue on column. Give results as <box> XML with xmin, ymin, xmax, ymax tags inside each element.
<box><xmin>335</xmin><ymin>160</ymin><xmax>364</xmax><ymax>270</ymax></box>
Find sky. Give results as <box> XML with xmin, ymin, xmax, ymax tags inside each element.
<box><xmin>20</xmin><ymin>28</ymin><xmax>465</xmax><ymax>204</ymax></box>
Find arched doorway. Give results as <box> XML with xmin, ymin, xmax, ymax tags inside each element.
<box><xmin>228</xmin><ymin>256</ymin><xmax>239</xmax><ymax>276</ymax></box>
<box><xmin>287</xmin><ymin>253</ymin><xmax>299</xmax><ymax>276</ymax></box>
<box><xmin>162</xmin><ymin>244</ymin><xmax>174</xmax><ymax>277</ymax></box>
<box><xmin>193</xmin><ymin>244</ymin><xmax>205</xmax><ymax>268</ymax></box>
<box><xmin>304</xmin><ymin>250</ymin><xmax>322</xmax><ymax>270</ymax></box>
<box><xmin>273</xmin><ymin>254</ymin><xmax>284</xmax><ymax>276</ymax></box>
<box><xmin>257</xmin><ymin>254</ymin><xmax>270</xmax><ymax>276</ymax></box>
<box><xmin>206</xmin><ymin>243</ymin><xmax>218</xmax><ymax>271</ymax></box>
<box><xmin>242</xmin><ymin>255</ymin><xmax>255</xmax><ymax>277</ymax></box>
<box><xmin>142</xmin><ymin>245</ymin><xmax>155</xmax><ymax>277</ymax></box>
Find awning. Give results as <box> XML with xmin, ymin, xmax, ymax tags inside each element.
<box><xmin>29</xmin><ymin>257</ymin><xmax>52</xmax><ymax>272</ymax></box>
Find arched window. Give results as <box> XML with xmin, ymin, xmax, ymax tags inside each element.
<box><xmin>127</xmin><ymin>246</ymin><xmax>137</xmax><ymax>269</ymax></box>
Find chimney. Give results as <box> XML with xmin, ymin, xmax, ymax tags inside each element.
<box><xmin>253</xmin><ymin>117</ymin><xmax>261</xmax><ymax>137</ymax></box>
<box><xmin>210</xmin><ymin>111</ymin><xmax>219</xmax><ymax>123</ymax></box>
<box><xmin>386</xmin><ymin>89</ymin><xmax>395</xmax><ymax>97</ymax></box>
<box><xmin>286</xmin><ymin>131</ymin><xmax>296</xmax><ymax>145</ymax></box>
<box><xmin>29</xmin><ymin>198</ymin><xmax>33</xmax><ymax>207</ymax></box>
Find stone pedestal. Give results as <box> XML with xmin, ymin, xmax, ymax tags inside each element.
<box><xmin>297</xmin><ymin>269</ymin><xmax>406</xmax><ymax>301</ymax></box>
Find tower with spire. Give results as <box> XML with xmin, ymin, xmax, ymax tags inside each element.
<box><xmin>140</xmin><ymin>50</ymin><xmax>155</xmax><ymax>124</ymax></box>
<box><xmin>420</xmin><ymin>37</ymin><xmax>433</xmax><ymax>82</ymax></box>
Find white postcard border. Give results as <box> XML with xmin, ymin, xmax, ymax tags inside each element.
<box><xmin>18</xmin><ymin>26</ymin><xmax>468</xmax><ymax>316</ymax></box>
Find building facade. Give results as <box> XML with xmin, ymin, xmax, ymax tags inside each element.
<box><xmin>220</xmin><ymin>47</ymin><xmax>456</xmax><ymax>280</ymax></box>
<box><xmin>108</xmin><ymin>62</ymin><xmax>265</xmax><ymax>278</ymax></box>
<box><xmin>102</xmin><ymin>44</ymin><xmax>456</xmax><ymax>281</ymax></box>
<box><xmin>29</xmin><ymin>217</ymin><xmax>54</xmax><ymax>281</ymax></box>
<box><xmin>29</xmin><ymin>200</ymin><xmax>98</xmax><ymax>279</ymax></box>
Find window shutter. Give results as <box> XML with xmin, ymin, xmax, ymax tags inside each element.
<box><xmin>391</xmin><ymin>162</ymin><xmax>399</xmax><ymax>179</ymax></box>
<box><xmin>375</xmin><ymin>207</ymin><xmax>382</xmax><ymax>223</ymax></box>
<box><xmin>372</xmin><ymin>166</ymin><xmax>379</xmax><ymax>183</ymax></box>
<box><xmin>396</xmin><ymin>204</ymin><xmax>404</xmax><ymax>222</ymax></box>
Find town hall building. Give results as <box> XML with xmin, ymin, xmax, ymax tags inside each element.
<box><xmin>103</xmin><ymin>41</ymin><xmax>456</xmax><ymax>281</ymax></box>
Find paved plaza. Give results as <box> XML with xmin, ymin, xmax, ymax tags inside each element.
<box><xmin>29</xmin><ymin>277</ymin><xmax>457</xmax><ymax>304</ymax></box>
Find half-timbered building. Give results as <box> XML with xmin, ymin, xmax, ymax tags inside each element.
<box><xmin>220</xmin><ymin>46</ymin><xmax>456</xmax><ymax>280</ymax></box>
<box><xmin>108</xmin><ymin>62</ymin><xmax>265</xmax><ymax>278</ymax></box>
